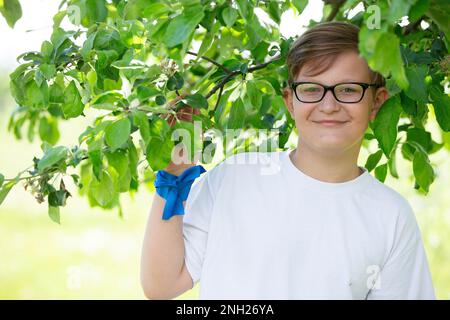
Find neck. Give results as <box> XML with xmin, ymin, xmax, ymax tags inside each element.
<box><xmin>290</xmin><ymin>138</ymin><xmax>363</xmax><ymax>183</ymax></box>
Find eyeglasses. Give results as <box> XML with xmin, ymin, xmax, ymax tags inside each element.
<box><xmin>291</xmin><ymin>81</ymin><xmax>380</xmax><ymax>103</ymax></box>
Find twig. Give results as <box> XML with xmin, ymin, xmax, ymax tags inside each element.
<box><xmin>186</xmin><ymin>51</ymin><xmax>232</xmax><ymax>74</ymax></box>
<box><xmin>205</xmin><ymin>53</ymin><xmax>281</xmax><ymax>99</ymax></box>
<box><xmin>214</xmin><ymin>85</ymin><xmax>224</xmax><ymax>113</ymax></box>
<box><xmin>325</xmin><ymin>0</ymin><xmax>346</xmax><ymax>22</ymax></box>
<box><xmin>404</xmin><ymin>15</ymin><xmax>425</xmax><ymax>36</ymax></box>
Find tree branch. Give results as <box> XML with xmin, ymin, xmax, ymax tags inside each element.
<box><xmin>404</xmin><ymin>15</ymin><xmax>426</xmax><ymax>36</ymax></box>
<box><xmin>325</xmin><ymin>0</ymin><xmax>346</xmax><ymax>22</ymax></box>
<box><xmin>214</xmin><ymin>85</ymin><xmax>224</xmax><ymax>113</ymax></box>
<box><xmin>205</xmin><ymin>53</ymin><xmax>282</xmax><ymax>100</ymax></box>
<box><xmin>186</xmin><ymin>51</ymin><xmax>232</xmax><ymax>74</ymax></box>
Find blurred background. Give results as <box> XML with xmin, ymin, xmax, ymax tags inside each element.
<box><xmin>0</xmin><ymin>0</ymin><xmax>449</xmax><ymax>299</ymax></box>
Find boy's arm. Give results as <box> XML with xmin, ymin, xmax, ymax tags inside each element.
<box><xmin>140</xmin><ymin>97</ymin><xmax>203</xmax><ymax>299</ymax></box>
<box><xmin>366</xmin><ymin>202</ymin><xmax>435</xmax><ymax>300</ymax></box>
<box><xmin>140</xmin><ymin>190</ymin><xmax>195</xmax><ymax>300</ymax></box>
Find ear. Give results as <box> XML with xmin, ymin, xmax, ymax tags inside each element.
<box><xmin>283</xmin><ymin>87</ymin><xmax>295</xmax><ymax>118</ymax></box>
<box><xmin>369</xmin><ymin>87</ymin><xmax>389</xmax><ymax>122</ymax></box>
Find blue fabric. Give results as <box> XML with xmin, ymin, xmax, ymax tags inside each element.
<box><xmin>154</xmin><ymin>165</ymin><xmax>206</xmax><ymax>220</ymax></box>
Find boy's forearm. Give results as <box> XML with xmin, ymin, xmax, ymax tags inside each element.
<box><xmin>140</xmin><ymin>193</ymin><xmax>186</xmax><ymax>296</ymax></box>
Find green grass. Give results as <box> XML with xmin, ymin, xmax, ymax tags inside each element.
<box><xmin>0</xmin><ymin>204</ymin><xmax>199</xmax><ymax>299</ymax></box>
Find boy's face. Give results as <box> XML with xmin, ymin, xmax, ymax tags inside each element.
<box><xmin>283</xmin><ymin>50</ymin><xmax>389</xmax><ymax>155</ymax></box>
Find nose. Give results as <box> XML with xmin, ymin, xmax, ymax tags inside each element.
<box><xmin>317</xmin><ymin>89</ymin><xmax>341</xmax><ymax>113</ymax></box>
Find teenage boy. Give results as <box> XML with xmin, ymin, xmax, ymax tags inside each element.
<box><xmin>141</xmin><ymin>21</ymin><xmax>435</xmax><ymax>300</ymax></box>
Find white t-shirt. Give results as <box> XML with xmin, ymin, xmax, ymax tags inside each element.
<box><xmin>182</xmin><ymin>149</ymin><xmax>435</xmax><ymax>299</ymax></box>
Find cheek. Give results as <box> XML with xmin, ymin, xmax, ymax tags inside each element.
<box><xmin>292</xmin><ymin>103</ymin><xmax>314</xmax><ymax>124</ymax></box>
<box><xmin>348</xmin><ymin>104</ymin><xmax>371</xmax><ymax>130</ymax></box>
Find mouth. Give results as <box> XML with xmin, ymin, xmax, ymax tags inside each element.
<box><xmin>313</xmin><ymin>120</ymin><xmax>349</xmax><ymax>127</ymax></box>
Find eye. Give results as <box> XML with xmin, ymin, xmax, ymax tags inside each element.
<box><xmin>299</xmin><ymin>85</ymin><xmax>322</xmax><ymax>93</ymax></box>
<box><xmin>342</xmin><ymin>87</ymin><xmax>357</xmax><ymax>93</ymax></box>
<box><xmin>336</xmin><ymin>85</ymin><xmax>361</xmax><ymax>94</ymax></box>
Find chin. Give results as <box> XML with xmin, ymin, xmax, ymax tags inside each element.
<box><xmin>313</xmin><ymin>140</ymin><xmax>352</xmax><ymax>153</ymax></box>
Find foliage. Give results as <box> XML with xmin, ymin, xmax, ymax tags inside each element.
<box><xmin>0</xmin><ymin>0</ymin><xmax>449</xmax><ymax>222</ymax></box>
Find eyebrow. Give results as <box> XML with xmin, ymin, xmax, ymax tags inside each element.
<box><xmin>296</xmin><ymin>78</ymin><xmax>369</xmax><ymax>83</ymax></box>
<box><xmin>295</xmin><ymin>78</ymin><xmax>365</xmax><ymax>83</ymax></box>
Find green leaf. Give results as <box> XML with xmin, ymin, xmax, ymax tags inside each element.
<box><xmin>388</xmin><ymin>0</ymin><xmax>413</xmax><ymax>24</ymax></box>
<box><xmin>365</xmin><ymin>150</ymin><xmax>383</xmax><ymax>172</ymax></box>
<box><xmin>48</xmin><ymin>189</ymin><xmax>70</xmax><ymax>207</ymax></box>
<box><xmin>368</xmin><ymin>32</ymin><xmax>409</xmax><ymax>90</ymax></box>
<box><xmin>406</xmin><ymin>127</ymin><xmax>433</xmax><ymax>152</ymax></box>
<box><xmin>400</xmin><ymin>92</ymin><xmax>417</xmax><ymax>116</ymax></box>
<box><xmin>222</xmin><ymin>7</ymin><xmax>238</xmax><ymax>27</ymax></box>
<box><xmin>292</xmin><ymin>0</ymin><xmax>308</xmax><ymax>13</ymax></box>
<box><xmin>0</xmin><ymin>178</ymin><xmax>18</xmax><ymax>206</ymax></box>
<box><xmin>245</xmin><ymin>81</ymin><xmax>262</xmax><ymax>108</ymax></box>
<box><xmin>105</xmin><ymin>118</ymin><xmax>131</xmax><ymax>151</ymax></box>
<box><xmin>125</xmin><ymin>0</ymin><xmax>169</xmax><ymax>20</ymax></box>
<box><xmin>387</xmin><ymin>139</ymin><xmax>400</xmax><ymax>179</ymax></box>
<box><xmin>429</xmin><ymin>85</ymin><xmax>450</xmax><ymax>132</ymax></box>
<box><xmin>39</xmin><ymin>64</ymin><xmax>56</xmax><ymax>80</ymax></box>
<box><xmin>409</xmin><ymin>0</ymin><xmax>429</xmax><ymax>22</ymax></box>
<box><xmin>244</xmin><ymin>15</ymin><xmax>268</xmax><ymax>49</ymax></box>
<box><xmin>405</xmin><ymin>66</ymin><xmax>428</xmax><ymax>103</ymax></box>
<box><xmin>0</xmin><ymin>0</ymin><xmax>22</xmax><ymax>28</ymax></box>
<box><xmin>374</xmin><ymin>163</ymin><xmax>388</xmax><ymax>183</ymax></box>
<box><xmin>182</xmin><ymin>93</ymin><xmax>208</xmax><ymax>109</ymax></box>
<box><xmin>132</xmin><ymin>110</ymin><xmax>151</xmax><ymax>144</ymax></box>
<box><xmin>137</xmin><ymin>86</ymin><xmax>160</xmax><ymax>102</ymax></box>
<box><xmin>251</xmin><ymin>41</ymin><xmax>270</xmax><ymax>63</ymax></box>
<box><xmin>146</xmin><ymin>135</ymin><xmax>174</xmax><ymax>171</ymax></box>
<box><xmin>427</xmin><ymin>0</ymin><xmax>450</xmax><ymax>41</ymax></box>
<box><xmin>412</xmin><ymin>149</ymin><xmax>435</xmax><ymax>193</ymax></box>
<box><xmin>106</xmin><ymin>150</ymin><xmax>131</xmax><ymax>192</ymax></box>
<box><xmin>94</xmin><ymin>27</ymin><xmax>125</xmax><ymax>55</ymax></box>
<box><xmin>25</xmin><ymin>79</ymin><xmax>49</xmax><ymax>108</ymax></box>
<box><xmin>167</xmin><ymin>72</ymin><xmax>184</xmax><ymax>91</ymax></box>
<box><xmin>90</xmin><ymin>91</ymin><xmax>125</xmax><ymax>110</ymax></box>
<box><xmin>52</xmin><ymin>11</ymin><xmax>65</xmax><ymax>29</ymax></box>
<box><xmin>372</xmin><ymin>95</ymin><xmax>402</xmax><ymax>157</ymax></box>
<box><xmin>88</xmin><ymin>149</ymin><xmax>103</xmax><ymax>181</ymax></box>
<box><xmin>268</xmin><ymin>0</ymin><xmax>281</xmax><ymax>24</ymax></box>
<box><xmin>155</xmin><ymin>95</ymin><xmax>166</xmax><ymax>106</ymax></box>
<box><xmin>62</xmin><ymin>81</ymin><xmax>84</xmax><ymax>119</ymax></box>
<box><xmin>0</xmin><ymin>173</ymin><xmax>4</xmax><ymax>188</ymax></box>
<box><xmin>227</xmin><ymin>98</ymin><xmax>246</xmax><ymax>129</ymax></box>
<box><xmin>37</xmin><ymin>146</ymin><xmax>68</xmax><ymax>173</ymax></box>
<box><xmin>163</xmin><ymin>6</ymin><xmax>205</xmax><ymax>47</ymax></box>
<box><xmin>48</xmin><ymin>205</ymin><xmax>60</xmax><ymax>224</ymax></box>
<box><xmin>84</xmin><ymin>0</ymin><xmax>107</xmax><ymax>26</ymax></box>
<box><xmin>197</xmin><ymin>21</ymin><xmax>219</xmax><ymax>57</ymax></box>
<box><xmin>149</xmin><ymin>117</ymin><xmax>170</xmax><ymax>138</ymax></box>
<box><xmin>236</xmin><ymin>0</ymin><xmax>251</xmax><ymax>20</ymax></box>
<box><xmin>39</xmin><ymin>116</ymin><xmax>60</xmax><ymax>145</ymax></box>
<box><xmin>81</xmin><ymin>32</ymin><xmax>96</xmax><ymax>60</ymax></box>
<box><xmin>128</xmin><ymin>139</ymin><xmax>139</xmax><ymax>185</ymax></box>
<box><xmin>88</xmin><ymin>170</ymin><xmax>115</xmax><ymax>207</ymax></box>
<box><xmin>49</xmin><ymin>82</ymin><xmax>64</xmax><ymax>107</ymax></box>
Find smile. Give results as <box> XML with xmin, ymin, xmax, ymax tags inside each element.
<box><xmin>313</xmin><ymin>121</ymin><xmax>349</xmax><ymax>127</ymax></box>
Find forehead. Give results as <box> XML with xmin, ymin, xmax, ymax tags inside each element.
<box><xmin>297</xmin><ymin>51</ymin><xmax>372</xmax><ymax>83</ymax></box>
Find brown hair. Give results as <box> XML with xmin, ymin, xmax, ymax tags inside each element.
<box><xmin>286</xmin><ymin>21</ymin><xmax>385</xmax><ymax>87</ymax></box>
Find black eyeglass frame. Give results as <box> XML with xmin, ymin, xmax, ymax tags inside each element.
<box><xmin>290</xmin><ymin>81</ymin><xmax>381</xmax><ymax>103</ymax></box>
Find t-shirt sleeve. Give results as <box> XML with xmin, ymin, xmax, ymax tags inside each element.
<box><xmin>182</xmin><ymin>165</ymin><xmax>219</xmax><ymax>287</ymax></box>
<box><xmin>366</xmin><ymin>200</ymin><xmax>435</xmax><ymax>300</ymax></box>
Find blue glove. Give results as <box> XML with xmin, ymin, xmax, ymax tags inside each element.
<box><xmin>154</xmin><ymin>165</ymin><xmax>206</xmax><ymax>220</ymax></box>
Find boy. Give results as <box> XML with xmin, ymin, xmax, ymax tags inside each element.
<box><xmin>140</xmin><ymin>22</ymin><xmax>435</xmax><ymax>299</ymax></box>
